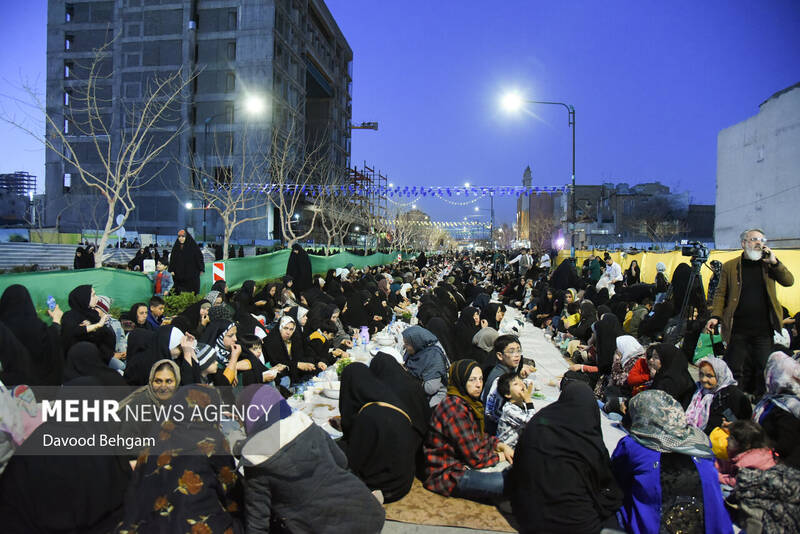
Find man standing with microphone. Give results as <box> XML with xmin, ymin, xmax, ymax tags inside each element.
<box><xmin>705</xmin><ymin>228</ymin><xmax>794</xmax><ymax>396</ymax></box>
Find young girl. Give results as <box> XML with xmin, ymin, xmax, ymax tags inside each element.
<box><xmin>717</xmin><ymin>420</ymin><xmax>776</xmax><ymax>487</ymax></box>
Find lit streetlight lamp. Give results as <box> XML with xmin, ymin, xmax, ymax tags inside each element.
<box><xmin>500</xmin><ymin>90</ymin><xmax>576</xmax><ymax>257</ymax></box>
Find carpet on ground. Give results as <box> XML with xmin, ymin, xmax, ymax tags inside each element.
<box><xmin>383</xmin><ymin>478</ymin><xmax>515</xmax><ymax>532</ymax></box>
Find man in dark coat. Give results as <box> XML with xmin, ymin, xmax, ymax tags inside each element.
<box><xmin>168</xmin><ymin>229</ymin><xmax>205</xmax><ymax>294</ymax></box>
<box><xmin>286</xmin><ymin>243</ymin><xmax>313</xmax><ymax>292</ymax></box>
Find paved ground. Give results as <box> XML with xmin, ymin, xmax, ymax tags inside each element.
<box><xmin>380</xmin><ymin>308</ymin><xmax>628</xmax><ymax>533</ymax></box>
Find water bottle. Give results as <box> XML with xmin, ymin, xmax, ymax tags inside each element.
<box><xmin>360</xmin><ymin>325</ymin><xmax>369</xmax><ymax>349</ymax></box>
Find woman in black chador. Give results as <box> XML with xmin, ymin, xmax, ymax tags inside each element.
<box><xmin>168</xmin><ymin>229</ymin><xmax>205</xmax><ymax>294</ymax></box>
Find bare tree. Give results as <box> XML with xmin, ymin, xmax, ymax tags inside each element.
<box><xmin>267</xmin><ymin>119</ymin><xmax>329</xmax><ymax>248</ymax></box>
<box><xmin>317</xmin><ymin>192</ymin><xmax>357</xmax><ymax>254</ymax></box>
<box><xmin>624</xmin><ymin>201</ymin><xmax>690</xmax><ymax>247</ymax></box>
<box><xmin>181</xmin><ymin>124</ymin><xmax>271</xmax><ymax>260</ymax></box>
<box><xmin>379</xmin><ymin>208</ymin><xmax>418</xmax><ymax>252</ymax></box>
<box><xmin>1</xmin><ymin>41</ymin><xmax>194</xmax><ymax>266</ymax></box>
<box><xmin>528</xmin><ymin>215</ymin><xmax>557</xmax><ymax>252</ymax></box>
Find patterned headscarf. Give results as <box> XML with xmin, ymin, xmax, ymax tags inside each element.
<box><xmin>753</xmin><ymin>352</ymin><xmax>800</xmax><ymax>422</ymax></box>
<box><xmin>685</xmin><ymin>356</ymin><xmax>737</xmax><ymax>429</ymax></box>
<box><xmin>628</xmin><ymin>389</ymin><xmax>713</xmax><ymax>458</ymax></box>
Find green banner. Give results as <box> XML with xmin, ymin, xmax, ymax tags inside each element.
<box><xmin>0</xmin><ymin>250</ymin><xmax>414</xmax><ymax>316</ymax></box>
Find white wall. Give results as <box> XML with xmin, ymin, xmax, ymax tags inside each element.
<box><xmin>715</xmin><ymin>84</ymin><xmax>800</xmax><ymax>249</ymax></box>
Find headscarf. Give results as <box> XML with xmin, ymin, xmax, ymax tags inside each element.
<box><xmin>753</xmin><ymin>351</ymin><xmax>800</xmax><ymax>421</ymax></box>
<box><xmin>628</xmin><ymin>389</ymin><xmax>713</xmax><ymax>457</ymax></box>
<box><xmin>146</xmin><ymin>359</ymin><xmax>181</xmax><ymax>404</ymax></box>
<box><xmin>425</xmin><ymin>317</ymin><xmax>456</xmax><ymax>360</ymax></box>
<box><xmin>63</xmin><ymin>341</ymin><xmax>128</xmax><ymax>387</ymax></box>
<box><xmin>67</xmin><ymin>284</ymin><xmax>100</xmax><ymax>323</ymax></box>
<box><xmin>594</xmin><ymin>313</ymin><xmax>623</xmax><ymax>374</ymax></box>
<box><xmin>481</xmin><ymin>303</ymin><xmax>504</xmax><ymax>330</ymax></box>
<box><xmin>510</xmin><ymin>381</ymin><xmax>623</xmax><ymax>531</ymax></box>
<box><xmin>648</xmin><ymin>343</ymin><xmax>696</xmax><ymax>408</ymax></box>
<box><xmin>370</xmin><ymin>352</ymin><xmax>431</xmax><ymax>438</ymax></box>
<box><xmin>237</xmin><ymin>384</ymin><xmax>292</xmax><ymax>436</ymax></box>
<box><xmin>0</xmin><ymin>284</ymin><xmax>62</xmax><ymax>386</ymax></box>
<box><xmin>616</xmin><ymin>335</ymin><xmax>645</xmax><ymax>369</ymax></box>
<box><xmin>214</xmin><ymin>322</ymin><xmax>235</xmax><ymax>363</ymax></box>
<box><xmin>446</xmin><ymin>359</ymin><xmax>485</xmax><ymax>433</ymax></box>
<box><xmin>402</xmin><ymin>325</ymin><xmax>449</xmax><ymax>383</ymax></box>
<box><xmin>472</xmin><ymin>326</ymin><xmax>499</xmax><ymax>353</ymax></box>
<box><xmin>377</xmin><ymin>278</ymin><xmax>390</xmax><ymax>298</ymax></box>
<box><xmin>340</xmin><ymin>362</ymin><xmax>405</xmax><ymax>438</ymax></box>
<box><xmin>685</xmin><ymin>356</ymin><xmax>737</xmax><ymax>429</ymax></box>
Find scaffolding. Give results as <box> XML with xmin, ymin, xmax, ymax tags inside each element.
<box><xmin>348</xmin><ymin>162</ymin><xmax>387</xmax><ymax>229</ymax></box>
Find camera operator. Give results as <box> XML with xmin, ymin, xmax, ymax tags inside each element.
<box><xmin>705</xmin><ymin>228</ymin><xmax>794</xmax><ymax>396</ymax></box>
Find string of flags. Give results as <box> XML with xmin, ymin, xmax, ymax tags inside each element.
<box><xmin>210</xmin><ymin>184</ymin><xmax>569</xmax><ymax>197</ymax></box>
<box><xmin>379</xmin><ymin>219</ymin><xmax>492</xmax><ymax>228</ymax></box>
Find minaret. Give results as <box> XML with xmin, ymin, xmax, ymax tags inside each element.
<box><xmin>522</xmin><ymin>165</ymin><xmax>532</xmax><ymax>188</ymax></box>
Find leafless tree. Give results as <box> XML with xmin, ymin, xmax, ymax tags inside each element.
<box><xmin>267</xmin><ymin>119</ymin><xmax>329</xmax><ymax>248</ymax></box>
<box><xmin>528</xmin><ymin>215</ymin><xmax>557</xmax><ymax>252</ymax></box>
<box><xmin>1</xmin><ymin>40</ymin><xmax>194</xmax><ymax>266</ymax></box>
<box><xmin>181</xmin><ymin>123</ymin><xmax>271</xmax><ymax>260</ymax></box>
<box><xmin>317</xmin><ymin>192</ymin><xmax>358</xmax><ymax>254</ymax></box>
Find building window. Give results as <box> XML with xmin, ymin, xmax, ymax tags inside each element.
<box><xmin>65</xmin><ymin>4</ymin><xmax>73</xmax><ymax>22</ymax></box>
<box><xmin>214</xmin><ymin>166</ymin><xmax>232</xmax><ymax>187</ymax></box>
<box><xmin>64</xmin><ymin>90</ymin><xmax>71</xmax><ymax>106</ymax></box>
<box><xmin>125</xmin><ymin>52</ymin><xmax>141</xmax><ymax>67</ymax></box>
<box><xmin>225</xmin><ymin>104</ymin><xmax>234</xmax><ymax>124</ymax></box>
<box><xmin>64</xmin><ymin>62</ymin><xmax>72</xmax><ymax>79</ymax></box>
<box><xmin>63</xmin><ymin>119</ymin><xmax>70</xmax><ymax>134</ymax></box>
<box><xmin>228</xmin><ymin>10</ymin><xmax>238</xmax><ymax>30</ymax></box>
<box><xmin>227</xmin><ymin>41</ymin><xmax>236</xmax><ymax>61</ymax></box>
<box><xmin>226</xmin><ymin>72</ymin><xmax>236</xmax><ymax>92</ymax></box>
<box><xmin>64</xmin><ymin>173</ymin><xmax>72</xmax><ymax>192</ymax></box>
<box><xmin>65</xmin><ymin>36</ymin><xmax>73</xmax><ymax>50</ymax></box>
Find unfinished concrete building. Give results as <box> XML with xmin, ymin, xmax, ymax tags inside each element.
<box><xmin>45</xmin><ymin>0</ymin><xmax>352</xmax><ymax>243</ymax></box>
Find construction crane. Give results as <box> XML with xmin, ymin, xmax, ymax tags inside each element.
<box><xmin>350</xmin><ymin>121</ymin><xmax>378</xmax><ymax>130</ymax></box>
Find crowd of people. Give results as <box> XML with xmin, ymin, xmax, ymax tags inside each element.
<box><xmin>0</xmin><ymin>227</ymin><xmax>798</xmax><ymax>533</ymax></box>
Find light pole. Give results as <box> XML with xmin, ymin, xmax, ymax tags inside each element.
<box><xmin>501</xmin><ymin>91</ymin><xmax>576</xmax><ymax>257</ymax></box>
<box><xmin>199</xmin><ymin>95</ymin><xmax>266</xmax><ymax>243</ymax></box>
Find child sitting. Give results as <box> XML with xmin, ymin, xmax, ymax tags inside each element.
<box><xmin>496</xmin><ymin>372</ymin><xmax>536</xmax><ymax>448</ymax></box>
<box><xmin>717</xmin><ymin>420</ymin><xmax>776</xmax><ymax>487</ymax></box>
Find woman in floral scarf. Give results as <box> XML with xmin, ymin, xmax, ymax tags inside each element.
<box><xmin>752</xmin><ymin>351</ymin><xmax>800</xmax><ymax>469</ymax></box>
<box><xmin>116</xmin><ymin>385</ymin><xmax>243</xmax><ymax>533</ymax></box>
<box><xmin>685</xmin><ymin>356</ymin><xmax>751</xmax><ymax>434</ymax></box>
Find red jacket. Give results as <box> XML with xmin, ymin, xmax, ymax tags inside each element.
<box><xmin>423</xmin><ymin>395</ymin><xmax>499</xmax><ymax>496</ymax></box>
<box><xmin>627</xmin><ymin>358</ymin><xmax>651</xmax><ymax>395</ymax></box>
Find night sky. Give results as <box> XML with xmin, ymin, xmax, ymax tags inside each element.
<box><xmin>2</xmin><ymin>1</ymin><xmax>799</xmax><ymax>227</ymax></box>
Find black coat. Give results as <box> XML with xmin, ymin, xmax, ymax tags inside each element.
<box><xmin>241</xmin><ymin>417</ymin><xmax>385</xmax><ymax>533</ymax></box>
<box><xmin>168</xmin><ymin>231</ymin><xmax>204</xmax><ymax>293</ymax></box>
<box><xmin>60</xmin><ymin>285</ymin><xmax>117</xmax><ymax>364</ymax></box>
<box><xmin>0</xmin><ymin>284</ymin><xmax>61</xmax><ymax>386</ymax></box>
<box><xmin>286</xmin><ymin>244</ymin><xmax>313</xmax><ymax>293</ymax></box>
<box><xmin>702</xmin><ymin>384</ymin><xmax>752</xmax><ymax>434</ymax></box>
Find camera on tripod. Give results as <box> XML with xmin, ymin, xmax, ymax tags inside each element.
<box><xmin>680</xmin><ymin>240</ymin><xmax>709</xmax><ymax>263</ymax></box>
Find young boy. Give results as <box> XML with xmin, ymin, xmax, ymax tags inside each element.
<box><xmin>145</xmin><ymin>296</ymin><xmax>166</xmax><ymax>331</ymax></box>
<box><xmin>150</xmin><ymin>258</ymin><xmax>174</xmax><ymax>297</ymax></box>
<box><xmin>307</xmin><ymin>320</ymin><xmax>348</xmax><ymax>370</ymax></box>
<box><xmin>495</xmin><ymin>372</ymin><xmax>535</xmax><ymax>448</ymax></box>
<box><xmin>482</xmin><ymin>335</ymin><xmax>535</xmax><ymax>435</ymax></box>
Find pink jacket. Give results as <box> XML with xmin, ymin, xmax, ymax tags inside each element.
<box><xmin>717</xmin><ymin>447</ymin><xmax>777</xmax><ymax>486</ymax></box>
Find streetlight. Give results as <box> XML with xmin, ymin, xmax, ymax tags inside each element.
<box><xmin>184</xmin><ymin>202</ymin><xmax>193</xmax><ymax>210</ymax></box>
<box><xmin>464</xmin><ymin>181</ymin><xmax>470</xmax><ymax>188</ymax></box>
<box><xmin>200</xmin><ymin>93</ymin><xmax>267</xmax><ymax>242</ymax></box>
<box><xmin>411</xmin><ymin>204</ymin><xmax>416</xmax><ymax>210</ymax></box>
<box><xmin>500</xmin><ymin>90</ymin><xmax>576</xmax><ymax>257</ymax></box>
<box><xmin>473</xmin><ymin>205</ymin><xmax>494</xmax><ymax>248</ymax></box>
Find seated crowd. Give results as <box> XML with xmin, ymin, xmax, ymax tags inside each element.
<box><xmin>0</xmin><ymin>233</ymin><xmax>798</xmax><ymax>534</ymax></box>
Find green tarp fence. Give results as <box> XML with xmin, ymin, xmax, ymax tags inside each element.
<box><xmin>0</xmin><ymin>249</ymin><xmax>414</xmax><ymax>315</ymax></box>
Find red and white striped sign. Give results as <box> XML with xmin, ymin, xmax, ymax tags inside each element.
<box><xmin>212</xmin><ymin>262</ymin><xmax>225</xmax><ymax>281</ymax></box>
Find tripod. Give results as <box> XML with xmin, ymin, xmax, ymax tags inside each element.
<box><xmin>664</xmin><ymin>257</ymin><xmax>707</xmax><ymax>347</ymax></box>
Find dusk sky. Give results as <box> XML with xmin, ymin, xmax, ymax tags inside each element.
<box><xmin>2</xmin><ymin>1</ymin><xmax>799</xmax><ymax>227</ymax></box>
